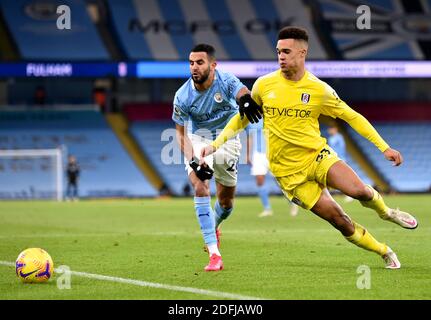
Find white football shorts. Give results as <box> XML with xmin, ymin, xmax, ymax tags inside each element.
<box><xmin>185</xmin><ymin>134</ymin><xmax>241</xmax><ymax>187</ymax></box>
<box><xmin>251</xmin><ymin>152</ymin><xmax>269</xmax><ymax>176</ymax></box>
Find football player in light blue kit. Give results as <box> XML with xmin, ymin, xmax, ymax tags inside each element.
<box><xmin>173</xmin><ymin>44</ymin><xmax>262</xmax><ymax>272</ymax></box>
<box><xmin>328</xmin><ymin>123</ymin><xmax>353</xmax><ymax>202</ymax></box>
<box><xmin>328</xmin><ymin>124</ymin><xmax>347</xmax><ymax>161</ymax></box>
<box><xmin>246</xmin><ymin>121</ymin><xmax>299</xmax><ymax>217</ymax></box>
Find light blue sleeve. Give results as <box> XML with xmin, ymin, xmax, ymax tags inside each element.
<box><xmin>172</xmin><ymin>93</ymin><xmax>189</xmax><ymax>126</ymax></box>
<box><xmin>220</xmin><ymin>71</ymin><xmax>246</xmax><ymax>99</ymax></box>
<box><xmin>338</xmin><ymin>135</ymin><xmax>346</xmax><ymax>150</ymax></box>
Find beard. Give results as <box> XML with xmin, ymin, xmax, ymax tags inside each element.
<box><xmin>192</xmin><ymin>67</ymin><xmax>210</xmax><ymax>84</ymax></box>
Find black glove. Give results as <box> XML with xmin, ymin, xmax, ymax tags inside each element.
<box><xmin>189</xmin><ymin>157</ymin><xmax>214</xmax><ymax>181</ymax></box>
<box><xmin>239</xmin><ymin>94</ymin><xmax>263</xmax><ymax>123</ymax></box>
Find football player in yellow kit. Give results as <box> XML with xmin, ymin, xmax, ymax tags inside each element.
<box><xmin>200</xmin><ymin>27</ymin><xmax>418</xmax><ymax>269</ymax></box>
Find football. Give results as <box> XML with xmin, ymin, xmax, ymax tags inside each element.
<box><xmin>15</xmin><ymin>248</ymin><xmax>54</xmax><ymax>283</ymax></box>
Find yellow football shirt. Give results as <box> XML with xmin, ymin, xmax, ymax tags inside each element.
<box><xmin>212</xmin><ymin>69</ymin><xmax>390</xmax><ymax>177</ymax></box>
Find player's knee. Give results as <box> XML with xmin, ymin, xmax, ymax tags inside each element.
<box><xmin>349</xmin><ymin>184</ymin><xmax>372</xmax><ymax>201</ymax></box>
<box><xmin>327</xmin><ymin>202</ymin><xmax>354</xmax><ymax>235</ymax></box>
<box><xmin>332</xmin><ymin>214</ymin><xmax>354</xmax><ymax>236</ymax></box>
<box><xmin>193</xmin><ymin>182</ymin><xmax>210</xmax><ymax>197</ymax></box>
<box><xmin>218</xmin><ymin>198</ymin><xmax>233</xmax><ymax>209</ymax></box>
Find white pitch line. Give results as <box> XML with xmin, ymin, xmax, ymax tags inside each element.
<box><xmin>0</xmin><ymin>226</ymin><xmax>418</xmax><ymax>239</ymax></box>
<box><xmin>0</xmin><ymin>261</ymin><xmax>264</xmax><ymax>300</ymax></box>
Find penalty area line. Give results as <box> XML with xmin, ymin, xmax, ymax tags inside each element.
<box><xmin>0</xmin><ymin>260</ymin><xmax>264</xmax><ymax>300</ymax></box>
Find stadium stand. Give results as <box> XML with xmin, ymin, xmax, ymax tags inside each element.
<box><xmin>344</xmin><ymin>103</ymin><xmax>431</xmax><ymax>192</ymax></box>
<box><xmin>106</xmin><ymin>0</ymin><xmax>327</xmax><ymax>60</ymax></box>
<box><xmin>311</xmin><ymin>0</ymin><xmax>431</xmax><ymax>60</ymax></box>
<box><xmin>7</xmin><ymin>79</ymin><xmax>94</xmax><ymax>105</ymax></box>
<box><xmin>320</xmin><ymin>123</ymin><xmax>373</xmax><ymax>186</ymax></box>
<box><xmin>0</xmin><ymin>109</ymin><xmax>158</xmax><ymax>199</ymax></box>
<box><xmin>348</xmin><ymin>122</ymin><xmax>431</xmax><ymax>192</ymax></box>
<box><xmin>0</xmin><ymin>0</ymin><xmax>109</xmax><ymax>60</ymax></box>
<box><xmin>0</xmin><ymin>0</ymin><xmax>429</xmax><ymax>197</ymax></box>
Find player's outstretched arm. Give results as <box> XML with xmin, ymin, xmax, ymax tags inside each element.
<box><xmin>337</xmin><ymin>108</ymin><xmax>401</xmax><ymax>165</ymax></box>
<box><xmin>347</xmin><ymin>115</ymin><xmax>403</xmax><ymax>166</ymax></box>
<box><xmin>199</xmin><ymin>113</ymin><xmax>249</xmax><ymax>165</ymax></box>
<box><xmin>200</xmin><ymin>145</ymin><xmax>216</xmax><ymax>164</ymax></box>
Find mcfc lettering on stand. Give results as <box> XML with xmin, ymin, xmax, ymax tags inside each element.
<box><xmin>128</xmin><ymin>18</ymin><xmax>294</xmax><ymax>35</ymax></box>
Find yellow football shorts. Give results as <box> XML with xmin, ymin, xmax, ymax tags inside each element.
<box><xmin>275</xmin><ymin>145</ymin><xmax>341</xmax><ymax>210</ymax></box>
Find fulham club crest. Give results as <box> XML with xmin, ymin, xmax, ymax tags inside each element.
<box><xmin>301</xmin><ymin>93</ymin><xmax>310</xmax><ymax>104</ymax></box>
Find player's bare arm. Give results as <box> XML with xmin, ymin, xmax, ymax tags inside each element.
<box><xmin>175</xmin><ymin>123</ymin><xmax>194</xmax><ymax>161</ymax></box>
<box><xmin>176</xmin><ymin>123</ymin><xmax>213</xmax><ymax>181</ymax></box>
<box><xmin>200</xmin><ymin>145</ymin><xmax>216</xmax><ymax>166</ymax></box>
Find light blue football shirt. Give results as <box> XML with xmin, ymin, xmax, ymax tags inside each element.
<box><xmin>172</xmin><ymin>69</ymin><xmax>245</xmax><ymax>140</ymax></box>
<box><xmin>328</xmin><ymin>133</ymin><xmax>346</xmax><ymax>160</ymax></box>
<box><xmin>246</xmin><ymin>120</ymin><xmax>266</xmax><ymax>154</ymax></box>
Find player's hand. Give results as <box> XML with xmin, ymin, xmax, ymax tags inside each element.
<box><xmin>189</xmin><ymin>156</ymin><xmax>214</xmax><ymax>181</ymax></box>
<box><xmin>239</xmin><ymin>94</ymin><xmax>263</xmax><ymax>123</ymax></box>
<box><xmin>384</xmin><ymin>148</ymin><xmax>403</xmax><ymax>166</ymax></box>
<box><xmin>200</xmin><ymin>145</ymin><xmax>216</xmax><ymax>163</ymax></box>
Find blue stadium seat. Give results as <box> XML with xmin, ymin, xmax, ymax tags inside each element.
<box><xmin>0</xmin><ymin>110</ymin><xmax>157</xmax><ymax>199</ymax></box>
<box><xmin>0</xmin><ymin>0</ymin><xmax>109</xmax><ymax>60</ymax></box>
<box><xmin>315</xmin><ymin>0</ymin><xmax>428</xmax><ymax>59</ymax></box>
<box><xmin>348</xmin><ymin>122</ymin><xmax>431</xmax><ymax>192</ymax></box>
<box><xmin>320</xmin><ymin>124</ymin><xmax>373</xmax><ymax>187</ymax></box>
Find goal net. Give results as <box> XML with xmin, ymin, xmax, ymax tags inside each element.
<box><xmin>0</xmin><ymin>148</ymin><xmax>64</xmax><ymax>201</ymax></box>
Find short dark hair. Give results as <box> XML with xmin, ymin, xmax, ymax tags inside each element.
<box><xmin>191</xmin><ymin>43</ymin><xmax>216</xmax><ymax>60</ymax></box>
<box><xmin>278</xmin><ymin>27</ymin><xmax>308</xmax><ymax>42</ymax></box>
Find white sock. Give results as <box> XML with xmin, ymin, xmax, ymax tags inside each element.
<box><xmin>207</xmin><ymin>244</ymin><xmax>221</xmax><ymax>257</ymax></box>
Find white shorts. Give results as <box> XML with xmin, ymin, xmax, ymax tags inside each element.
<box><xmin>251</xmin><ymin>152</ymin><xmax>269</xmax><ymax>176</ymax></box>
<box><xmin>185</xmin><ymin>134</ymin><xmax>241</xmax><ymax>187</ymax></box>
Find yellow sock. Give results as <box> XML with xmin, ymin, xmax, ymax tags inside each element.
<box><xmin>360</xmin><ymin>185</ymin><xmax>389</xmax><ymax>218</ymax></box>
<box><xmin>345</xmin><ymin>221</ymin><xmax>388</xmax><ymax>256</ymax></box>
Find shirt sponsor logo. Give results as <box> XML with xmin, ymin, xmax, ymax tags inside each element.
<box><xmin>263</xmin><ymin>106</ymin><xmax>311</xmax><ymax>118</ymax></box>
<box><xmin>194</xmin><ymin>105</ymin><xmax>233</xmax><ymax>121</ymax></box>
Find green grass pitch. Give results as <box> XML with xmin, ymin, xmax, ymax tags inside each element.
<box><xmin>0</xmin><ymin>195</ymin><xmax>430</xmax><ymax>300</ymax></box>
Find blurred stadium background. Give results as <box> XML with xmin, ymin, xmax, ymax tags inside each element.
<box><xmin>0</xmin><ymin>0</ymin><xmax>430</xmax><ymax>200</ymax></box>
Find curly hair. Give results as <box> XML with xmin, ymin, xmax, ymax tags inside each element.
<box><xmin>278</xmin><ymin>27</ymin><xmax>308</xmax><ymax>42</ymax></box>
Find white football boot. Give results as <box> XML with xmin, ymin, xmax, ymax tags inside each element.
<box><xmin>382</xmin><ymin>247</ymin><xmax>401</xmax><ymax>269</ymax></box>
<box><xmin>383</xmin><ymin>208</ymin><xmax>418</xmax><ymax>229</ymax></box>
<box><xmin>258</xmin><ymin>209</ymin><xmax>273</xmax><ymax>218</ymax></box>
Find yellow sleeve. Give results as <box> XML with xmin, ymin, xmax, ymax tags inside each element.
<box><xmin>251</xmin><ymin>77</ymin><xmax>263</xmax><ymax>106</ymax></box>
<box><xmin>321</xmin><ymin>84</ymin><xmax>390</xmax><ymax>153</ymax></box>
<box><xmin>210</xmin><ymin>113</ymin><xmax>249</xmax><ymax>149</ymax></box>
